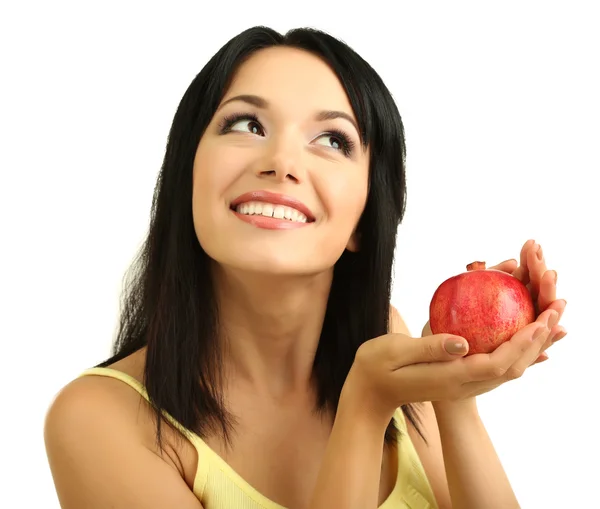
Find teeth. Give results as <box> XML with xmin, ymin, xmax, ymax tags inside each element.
<box><xmin>261</xmin><ymin>204</ymin><xmax>274</xmax><ymax>217</ymax></box>
<box><xmin>235</xmin><ymin>201</ymin><xmax>308</xmax><ymax>223</ymax></box>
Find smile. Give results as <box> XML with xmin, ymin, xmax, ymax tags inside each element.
<box><xmin>229</xmin><ymin>190</ymin><xmax>315</xmax><ymax>230</ymax></box>
<box><xmin>235</xmin><ymin>201</ymin><xmax>308</xmax><ymax>223</ymax></box>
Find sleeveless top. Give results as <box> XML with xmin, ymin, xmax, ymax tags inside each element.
<box><xmin>79</xmin><ymin>367</ymin><xmax>438</xmax><ymax>508</ymax></box>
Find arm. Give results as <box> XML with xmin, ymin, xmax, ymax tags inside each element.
<box><xmin>432</xmin><ymin>399</ymin><xmax>520</xmax><ymax>509</ymax></box>
<box><xmin>307</xmin><ymin>307</ymin><xmax>453</xmax><ymax>509</ymax></box>
<box><xmin>44</xmin><ymin>378</ymin><xmax>204</xmax><ymax>509</ymax></box>
<box><xmin>390</xmin><ymin>305</ymin><xmax>453</xmax><ymax>509</ymax></box>
<box><xmin>308</xmin><ymin>393</ymin><xmax>389</xmax><ymax>509</ymax></box>
<box><xmin>397</xmin><ymin>309</ymin><xmax>520</xmax><ymax>509</ymax></box>
<box><xmin>308</xmin><ymin>306</ymin><xmax>524</xmax><ymax>509</ymax></box>
<box><xmin>305</xmin><ymin>305</ymin><xmax>410</xmax><ymax>508</ymax></box>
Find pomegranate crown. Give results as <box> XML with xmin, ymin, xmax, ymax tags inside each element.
<box><xmin>466</xmin><ymin>261</ymin><xmax>487</xmax><ymax>271</ymax></box>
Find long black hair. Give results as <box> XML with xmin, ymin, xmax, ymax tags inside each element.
<box><xmin>98</xmin><ymin>25</ymin><xmax>423</xmax><ymax>450</ymax></box>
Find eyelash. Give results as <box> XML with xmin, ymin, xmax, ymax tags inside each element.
<box><xmin>218</xmin><ymin>112</ymin><xmax>356</xmax><ymax>157</ymax></box>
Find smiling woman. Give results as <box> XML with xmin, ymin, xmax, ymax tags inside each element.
<box><xmin>192</xmin><ymin>46</ymin><xmax>371</xmax><ymax>276</ymax></box>
<box><xmin>43</xmin><ymin>25</ymin><xmax>566</xmax><ymax>509</ymax></box>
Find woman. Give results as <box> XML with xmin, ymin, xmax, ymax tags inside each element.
<box><xmin>44</xmin><ymin>26</ymin><xmax>567</xmax><ymax>509</ymax></box>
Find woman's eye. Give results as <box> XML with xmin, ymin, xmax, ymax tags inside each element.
<box><xmin>314</xmin><ymin>134</ymin><xmax>345</xmax><ymax>152</ymax></box>
<box><xmin>230</xmin><ymin>119</ymin><xmax>264</xmax><ymax>136</ymax></box>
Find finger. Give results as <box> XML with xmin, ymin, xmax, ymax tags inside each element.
<box><xmin>512</xmin><ymin>239</ymin><xmax>535</xmax><ymax>284</ymax></box>
<box><xmin>540</xmin><ymin>325</ymin><xmax>568</xmax><ymax>353</ymax></box>
<box><xmin>537</xmin><ymin>269</ymin><xmax>558</xmax><ymax>313</ymax></box>
<box><xmin>546</xmin><ymin>298</ymin><xmax>567</xmax><ymax>321</ymax></box>
<box><xmin>539</xmin><ymin>299</ymin><xmax>567</xmax><ymax>350</ymax></box>
<box><xmin>528</xmin><ymin>242</ymin><xmax>547</xmax><ymax>301</ymax></box>
<box><xmin>489</xmin><ymin>259</ymin><xmax>518</xmax><ymax>274</ymax></box>
<box><xmin>504</xmin><ymin>308</ymin><xmax>559</xmax><ymax>378</ymax></box>
<box><xmin>388</xmin><ymin>333</ymin><xmax>469</xmax><ymax>369</ymax></box>
<box><xmin>532</xmin><ymin>351</ymin><xmax>549</xmax><ymax>365</ymax></box>
<box><xmin>460</xmin><ymin>326</ymin><xmax>536</xmax><ymax>382</ymax></box>
<box><xmin>549</xmin><ymin>322</ymin><xmax>568</xmax><ymax>344</ymax></box>
<box><xmin>462</xmin><ymin>308</ymin><xmax>557</xmax><ymax>382</ymax></box>
<box><xmin>550</xmin><ymin>328</ymin><xmax>568</xmax><ymax>343</ymax></box>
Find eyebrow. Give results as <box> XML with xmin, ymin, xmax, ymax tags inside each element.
<box><xmin>217</xmin><ymin>94</ymin><xmax>361</xmax><ymax>139</ymax></box>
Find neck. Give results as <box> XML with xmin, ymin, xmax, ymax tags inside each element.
<box><xmin>213</xmin><ymin>264</ymin><xmax>332</xmax><ymax>399</ymax></box>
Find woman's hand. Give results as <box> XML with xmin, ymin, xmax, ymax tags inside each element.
<box><xmin>342</xmin><ymin>306</ymin><xmax>558</xmax><ymax>423</ymax></box>
<box><xmin>420</xmin><ymin>239</ymin><xmax>567</xmax><ymax>364</ymax></box>
<box><xmin>482</xmin><ymin>239</ymin><xmax>568</xmax><ymax>363</ymax></box>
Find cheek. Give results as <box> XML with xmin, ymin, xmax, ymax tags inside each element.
<box><xmin>310</xmin><ymin>173</ymin><xmax>367</xmax><ymax>262</ymax></box>
<box><xmin>192</xmin><ymin>144</ymin><xmax>244</xmax><ymax>206</ymax></box>
<box><xmin>192</xmin><ymin>145</ymin><xmax>244</xmax><ymax>248</ymax></box>
<box><xmin>320</xmin><ymin>170</ymin><xmax>369</xmax><ymax>228</ymax></box>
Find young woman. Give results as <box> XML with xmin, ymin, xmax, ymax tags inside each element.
<box><xmin>44</xmin><ymin>26</ymin><xmax>567</xmax><ymax>509</ymax></box>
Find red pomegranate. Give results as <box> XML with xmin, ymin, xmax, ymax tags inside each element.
<box><xmin>429</xmin><ymin>261</ymin><xmax>536</xmax><ymax>355</ymax></box>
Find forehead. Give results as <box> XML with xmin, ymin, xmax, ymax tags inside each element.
<box><xmin>223</xmin><ymin>47</ymin><xmax>355</xmax><ymax>116</ymax></box>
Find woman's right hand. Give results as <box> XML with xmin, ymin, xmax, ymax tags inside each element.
<box><xmin>342</xmin><ymin>307</ymin><xmax>559</xmax><ymax>422</ymax></box>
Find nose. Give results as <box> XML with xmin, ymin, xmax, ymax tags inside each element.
<box><xmin>255</xmin><ymin>134</ymin><xmax>305</xmax><ymax>183</ymax></box>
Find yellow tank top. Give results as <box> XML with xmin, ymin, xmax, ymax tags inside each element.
<box><xmin>79</xmin><ymin>367</ymin><xmax>438</xmax><ymax>509</ymax></box>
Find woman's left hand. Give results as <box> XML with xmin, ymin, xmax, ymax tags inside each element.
<box><xmin>489</xmin><ymin>239</ymin><xmax>567</xmax><ymax>365</ymax></box>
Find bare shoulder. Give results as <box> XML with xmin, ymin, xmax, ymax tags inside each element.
<box><xmin>389</xmin><ymin>303</ymin><xmax>411</xmax><ymax>335</ymax></box>
<box><xmin>44</xmin><ymin>356</ymin><xmax>203</xmax><ymax>509</ymax></box>
<box><xmin>44</xmin><ymin>363</ymin><xmax>146</xmax><ymax>439</ymax></box>
<box><xmin>44</xmin><ymin>349</ymin><xmax>151</xmax><ymax>451</ymax></box>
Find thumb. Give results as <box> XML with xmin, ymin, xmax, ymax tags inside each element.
<box><xmin>403</xmin><ymin>333</ymin><xmax>470</xmax><ymax>365</ymax></box>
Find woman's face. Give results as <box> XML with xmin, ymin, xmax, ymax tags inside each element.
<box><xmin>192</xmin><ymin>46</ymin><xmax>370</xmax><ymax>276</ymax></box>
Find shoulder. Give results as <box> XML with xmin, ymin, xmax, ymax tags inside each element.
<box><xmin>43</xmin><ymin>362</ymin><xmax>202</xmax><ymax>508</ymax></box>
<box><xmin>389</xmin><ymin>303</ymin><xmax>411</xmax><ymax>335</ymax></box>
<box><xmin>44</xmin><ymin>348</ymin><xmax>158</xmax><ymax>455</ymax></box>
<box><xmin>45</xmin><ymin>350</ymin><xmax>149</xmax><ymax>439</ymax></box>
<box><xmin>43</xmin><ymin>369</ymin><xmax>154</xmax><ymax>469</ymax></box>
<box><xmin>44</xmin><ymin>369</ymin><xmax>142</xmax><ymax>435</ymax></box>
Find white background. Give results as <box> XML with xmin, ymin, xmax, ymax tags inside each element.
<box><xmin>1</xmin><ymin>1</ymin><xmax>598</xmax><ymax>507</ymax></box>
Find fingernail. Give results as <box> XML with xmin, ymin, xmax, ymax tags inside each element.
<box><xmin>445</xmin><ymin>338</ymin><xmax>469</xmax><ymax>354</ymax></box>
<box><xmin>536</xmin><ymin>245</ymin><xmax>543</xmax><ymax>260</ymax></box>
<box><xmin>552</xmin><ymin>270</ymin><xmax>558</xmax><ymax>284</ymax></box>
<box><xmin>547</xmin><ymin>310</ymin><xmax>559</xmax><ymax>329</ymax></box>
<box><xmin>533</xmin><ymin>326</ymin><xmax>547</xmax><ymax>341</ymax></box>
<box><xmin>551</xmin><ymin>330</ymin><xmax>567</xmax><ymax>342</ymax></box>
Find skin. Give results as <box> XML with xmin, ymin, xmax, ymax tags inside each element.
<box><xmin>43</xmin><ymin>47</ymin><xmax>567</xmax><ymax>509</ymax></box>
<box><xmin>406</xmin><ymin>244</ymin><xmax>567</xmax><ymax>508</ymax></box>
<box><xmin>190</xmin><ymin>47</ymin><xmax>369</xmax><ymax>396</ymax></box>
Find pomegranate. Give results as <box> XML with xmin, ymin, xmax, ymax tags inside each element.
<box><xmin>429</xmin><ymin>261</ymin><xmax>536</xmax><ymax>355</ymax></box>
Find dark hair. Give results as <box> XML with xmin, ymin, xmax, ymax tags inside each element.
<box><xmin>98</xmin><ymin>25</ymin><xmax>423</xmax><ymax>450</ymax></box>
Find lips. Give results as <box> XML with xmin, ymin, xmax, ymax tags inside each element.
<box><xmin>230</xmin><ymin>190</ymin><xmax>315</xmax><ymax>222</ymax></box>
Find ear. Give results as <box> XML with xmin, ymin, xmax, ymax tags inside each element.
<box><xmin>346</xmin><ymin>229</ymin><xmax>361</xmax><ymax>252</ymax></box>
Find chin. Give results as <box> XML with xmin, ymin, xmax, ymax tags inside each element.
<box><xmin>218</xmin><ymin>253</ymin><xmax>326</xmax><ymax>278</ymax></box>
<box><xmin>196</xmin><ymin>224</ymin><xmax>348</xmax><ymax>279</ymax></box>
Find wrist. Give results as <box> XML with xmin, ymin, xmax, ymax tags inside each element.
<box><xmin>339</xmin><ymin>374</ymin><xmax>394</xmax><ymax>432</ymax></box>
<box><xmin>432</xmin><ymin>397</ymin><xmax>480</xmax><ymax>419</ymax></box>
